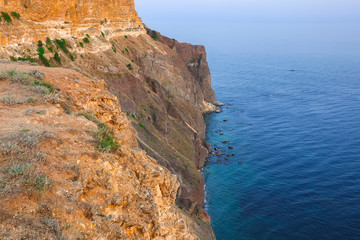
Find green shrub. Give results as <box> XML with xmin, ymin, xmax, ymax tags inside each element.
<box><xmin>78</xmin><ymin>113</ymin><xmax>120</xmax><ymax>152</ymax></box>
<box><xmin>94</xmin><ymin>126</ymin><xmax>119</xmax><ymax>152</ymax></box>
<box><xmin>69</xmin><ymin>54</ymin><xmax>75</xmax><ymax>61</ymax></box>
<box><xmin>37</xmin><ymin>47</ymin><xmax>45</xmax><ymax>55</ymax></box>
<box><xmin>37</xmin><ymin>40</ymin><xmax>43</xmax><ymax>47</ymax></box>
<box><xmin>55</xmin><ymin>39</ymin><xmax>69</xmax><ymax>54</ymax></box>
<box><xmin>79</xmin><ymin>42</ymin><xmax>84</xmax><ymax>48</ymax></box>
<box><xmin>151</xmin><ymin>30</ymin><xmax>158</xmax><ymax>41</ymax></box>
<box><xmin>1</xmin><ymin>12</ymin><xmax>12</xmax><ymax>23</ymax></box>
<box><xmin>11</xmin><ymin>12</ymin><xmax>20</xmax><ymax>20</ymax></box>
<box><xmin>17</xmin><ymin>56</ymin><xmax>36</xmax><ymax>63</ymax></box>
<box><xmin>10</xmin><ymin>56</ymin><xmax>17</xmax><ymax>62</ymax></box>
<box><xmin>86</xmin><ymin>34</ymin><xmax>90</xmax><ymax>38</ymax></box>
<box><xmin>112</xmin><ymin>45</ymin><xmax>117</xmax><ymax>53</ymax></box>
<box><xmin>125</xmin><ymin>48</ymin><xmax>129</xmax><ymax>53</ymax></box>
<box><xmin>138</xmin><ymin>123</ymin><xmax>146</xmax><ymax>129</ymax></box>
<box><xmin>45</xmin><ymin>38</ymin><xmax>54</xmax><ymax>52</ymax></box>
<box><xmin>33</xmin><ymin>79</ymin><xmax>54</xmax><ymax>93</ymax></box>
<box><xmin>101</xmin><ymin>32</ymin><xmax>105</xmax><ymax>38</ymax></box>
<box><xmin>126</xmin><ymin>63</ymin><xmax>133</xmax><ymax>70</ymax></box>
<box><xmin>53</xmin><ymin>52</ymin><xmax>61</xmax><ymax>64</ymax></box>
<box><xmin>39</xmin><ymin>54</ymin><xmax>51</xmax><ymax>67</ymax></box>
<box><xmin>83</xmin><ymin>37</ymin><xmax>90</xmax><ymax>44</ymax></box>
<box><xmin>46</xmin><ymin>37</ymin><xmax>52</xmax><ymax>46</ymax></box>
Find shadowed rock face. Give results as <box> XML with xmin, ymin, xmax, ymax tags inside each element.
<box><xmin>152</xmin><ymin>28</ymin><xmax>216</xmax><ymax>104</ymax></box>
<box><xmin>0</xmin><ymin>1</ymin><xmax>217</xmax><ymax>239</ymax></box>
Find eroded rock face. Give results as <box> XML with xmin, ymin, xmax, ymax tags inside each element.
<box><xmin>152</xmin><ymin>28</ymin><xmax>216</xmax><ymax>104</ymax></box>
<box><xmin>0</xmin><ymin>63</ymin><xmax>201</xmax><ymax>239</ymax></box>
<box><xmin>0</xmin><ymin>1</ymin><xmax>217</xmax><ymax>238</ymax></box>
<box><xmin>0</xmin><ymin>0</ymin><xmax>144</xmax><ymax>46</ymax></box>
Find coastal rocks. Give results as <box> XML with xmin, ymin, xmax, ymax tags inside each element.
<box><xmin>208</xmin><ymin>114</ymin><xmax>244</xmax><ymax>167</ymax></box>
<box><xmin>203</xmin><ymin>100</ymin><xmax>221</xmax><ymax>114</ymax></box>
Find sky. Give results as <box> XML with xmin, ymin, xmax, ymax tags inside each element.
<box><xmin>135</xmin><ymin>0</ymin><xmax>360</xmax><ymax>56</ymax></box>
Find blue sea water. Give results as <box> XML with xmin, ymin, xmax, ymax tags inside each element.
<box><xmin>203</xmin><ymin>52</ymin><xmax>360</xmax><ymax>240</ymax></box>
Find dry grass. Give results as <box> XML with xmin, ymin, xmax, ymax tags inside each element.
<box><xmin>0</xmin><ymin>95</ymin><xmax>27</xmax><ymax>105</ymax></box>
<box><xmin>0</xmin><ymin>130</ymin><xmax>56</xmax><ymax>195</ymax></box>
<box><xmin>0</xmin><ymin>70</ymin><xmax>53</xmax><ymax>94</ymax></box>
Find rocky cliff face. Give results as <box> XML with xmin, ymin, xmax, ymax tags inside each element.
<box><xmin>0</xmin><ymin>0</ymin><xmax>144</xmax><ymax>46</ymax></box>
<box><xmin>0</xmin><ymin>0</ymin><xmax>218</xmax><ymax>239</ymax></box>
<box><xmin>0</xmin><ymin>63</ymin><xmax>203</xmax><ymax>239</ymax></box>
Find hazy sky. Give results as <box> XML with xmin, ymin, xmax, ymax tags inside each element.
<box><xmin>135</xmin><ymin>0</ymin><xmax>360</xmax><ymax>55</ymax></box>
<box><xmin>136</xmin><ymin>0</ymin><xmax>360</xmax><ymax>23</ymax></box>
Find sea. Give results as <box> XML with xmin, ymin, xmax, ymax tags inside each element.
<box><xmin>203</xmin><ymin>52</ymin><xmax>360</xmax><ymax>240</ymax></box>
<box><xmin>134</xmin><ymin>9</ymin><xmax>360</xmax><ymax>238</ymax></box>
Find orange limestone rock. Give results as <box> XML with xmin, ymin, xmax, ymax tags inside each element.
<box><xmin>0</xmin><ymin>62</ymin><xmax>197</xmax><ymax>239</ymax></box>
<box><xmin>0</xmin><ymin>0</ymin><xmax>144</xmax><ymax>46</ymax></box>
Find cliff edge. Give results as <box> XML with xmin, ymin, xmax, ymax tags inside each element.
<box><xmin>0</xmin><ymin>0</ymin><xmax>218</xmax><ymax>239</ymax></box>
<box><xmin>0</xmin><ymin>63</ymin><xmax>204</xmax><ymax>239</ymax></box>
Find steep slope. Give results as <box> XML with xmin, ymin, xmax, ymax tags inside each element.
<box><xmin>0</xmin><ymin>1</ymin><xmax>218</xmax><ymax>238</ymax></box>
<box><xmin>0</xmin><ymin>63</ymin><xmax>213</xmax><ymax>239</ymax></box>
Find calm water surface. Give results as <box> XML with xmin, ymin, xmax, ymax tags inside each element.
<box><xmin>203</xmin><ymin>53</ymin><xmax>360</xmax><ymax>240</ymax></box>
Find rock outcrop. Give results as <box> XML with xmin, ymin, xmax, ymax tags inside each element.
<box><xmin>0</xmin><ymin>63</ymin><xmax>213</xmax><ymax>239</ymax></box>
<box><xmin>0</xmin><ymin>0</ymin><xmax>144</xmax><ymax>46</ymax></box>
<box><xmin>0</xmin><ymin>0</ymin><xmax>218</xmax><ymax>239</ymax></box>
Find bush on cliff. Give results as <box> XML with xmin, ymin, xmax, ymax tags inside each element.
<box><xmin>53</xmin><ymin>52</ymin><xmax>61</xmax><ymax>64</ymax></box>
<box><xmin>45</xmin><ymin>37</ymin><xmax>54</xmax><ymax>52</ymax></box>
<box><xmin>1</xmin><ymin>12</ymin><xmax>12</xmax><ymax>23</ymax></box>
<box><xmin>55</xmin><ymin>39</ymin><xmax>69</xmax><ymax>54</ymax></box>
<box><xmin>78</xmin><ymin>113</ymin><xmax>120</xmax><ymax>153</ymax></box>
<box><xmin>11</xmin><ymin>11</ymin><xmax>20</xmax><ymax>20</ymax></box>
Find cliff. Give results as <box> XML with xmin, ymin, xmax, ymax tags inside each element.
<box><xmin>0</xmin><ymin>63</ymin><xmax>204</xmax><ymax>239</ymax></box>
<box><xmin>0</xmin><ymin>0</ymin><xmax>144</xmax><ymax>46</ymax></box>
<box><xmin>0</xmin><ymin>0</ymin><xmax>218</xmax><ymax>239</ymax></box>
